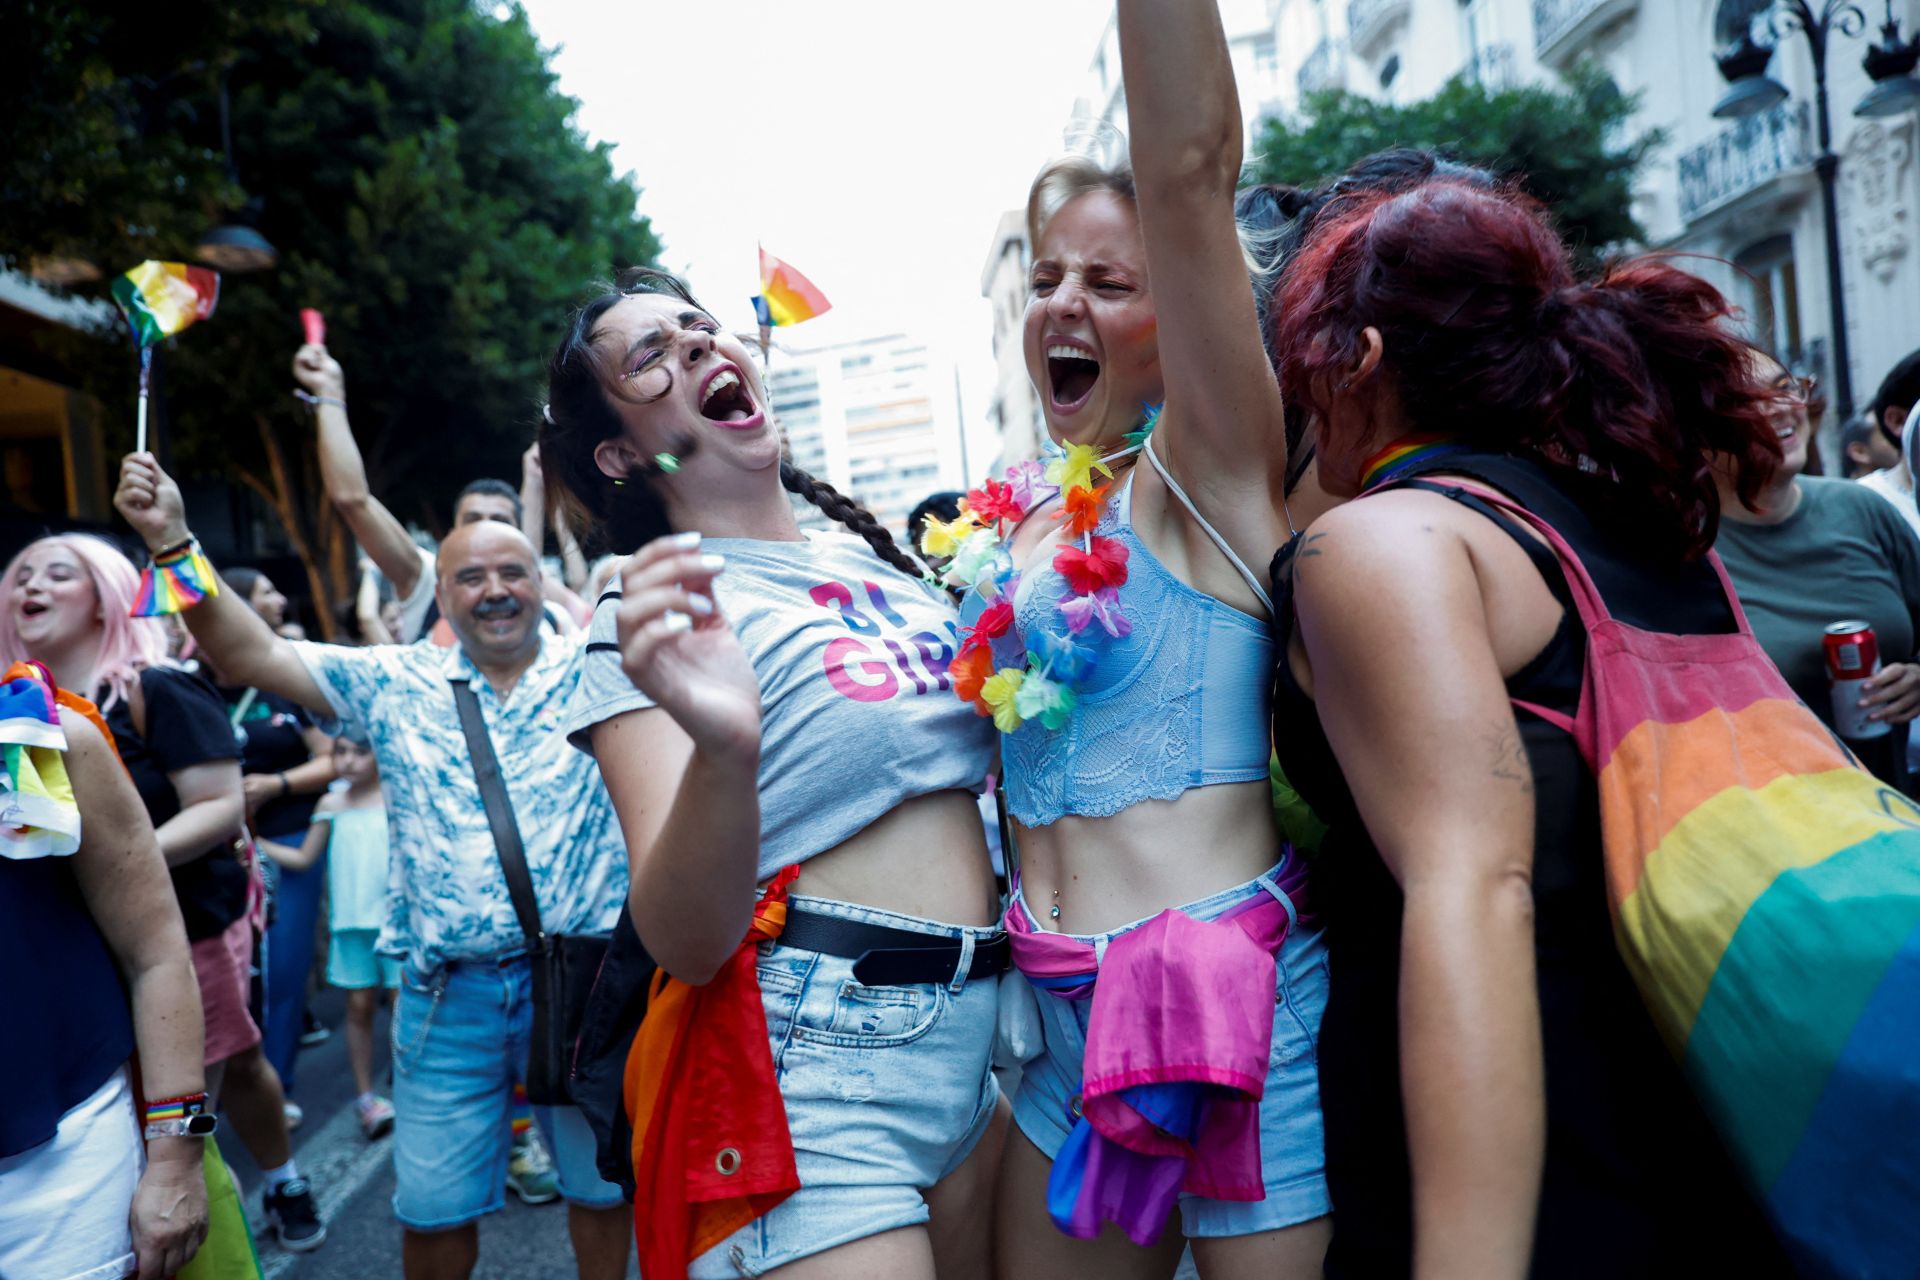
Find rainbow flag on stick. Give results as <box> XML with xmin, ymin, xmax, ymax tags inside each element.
<box><xmin>752</xmin><ymin>246</ymin><xmax>831</xmax><ymax>354</ymax></box>
<box><xmin>110</xmin><ymin>261</ymin><xmax>220</xmax><ymax>455</ymax></box>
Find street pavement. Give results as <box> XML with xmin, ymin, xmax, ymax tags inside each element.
<box><xmin>224</xmin><ymin>986</ymin><xmax>639</xmax><ymax>1279</ymax></box>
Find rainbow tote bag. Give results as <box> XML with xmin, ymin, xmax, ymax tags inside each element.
<box><xmin>1442</xmin><ymin>480</ymin><xmax>1920</xmax><ymax>1276</ymax></box>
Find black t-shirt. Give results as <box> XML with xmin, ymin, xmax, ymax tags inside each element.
<box><xmin>223</xmin><ymin>684</ymin><xmax>319</xmax><ymax>839</ymax></box>
<box><xmin>103</xmin><ymin>665</ymin><xmax>246</xmax><ymax>940</ymax></box>
<box><xmin>1270</xmin><ymin>453</ymin><xmax>1791</xmax><ymax>1277</ymax></box>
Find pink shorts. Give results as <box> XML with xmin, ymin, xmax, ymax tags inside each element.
<box><xmin>190</xmin><ymin>914</ymin><xmax>261</xmax><ymax>1065</ymax></box>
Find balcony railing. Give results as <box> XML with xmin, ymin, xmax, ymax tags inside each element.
<box><xmin>1532</xmin><ymin>0</ymin><xmax>1639</xmax><ymax>66</ymax></box>
<box><xmin>1347</xmin><ymin>0</ymin><xmax>1410</xmax><ymax>54</ymax></box>
<box><xmin>1677</xmin><ymin>100</ymin><xmax>1815</xmax><ymax>224</ymax></box>
<box><xmin>1466</xmin><ymin>42</ymin><xmax>1517</xmax><ymax>91</ymax></box>
<box><xmin>1298</xmin><ymin>37</ymin><xmax>1346</xmax><ymax>97</ymax></box>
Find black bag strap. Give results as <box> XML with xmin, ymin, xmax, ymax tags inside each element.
<box><xmin>449</xmin><ymin>678</ymin><xmax>545</xmax><ymax>950</ymax></box>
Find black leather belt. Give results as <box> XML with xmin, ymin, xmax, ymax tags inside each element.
<box><xmin>776</xmin><ymin>908</ymin><xmax>1011</xmax><ymax>987</ymax></box>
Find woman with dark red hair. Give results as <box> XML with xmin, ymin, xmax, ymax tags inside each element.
<box><xmin>1266</xmin><ymin>181</ymin><xmax>1795</xmax><ymax>1276</ymax></box>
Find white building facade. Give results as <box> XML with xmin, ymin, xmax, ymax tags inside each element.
<box><xmin>982</xmin><ymin>0</ymin><xmax>1919</xmax><ymax>462</ymax></box>
<box><xmin>764</xmin><ymin>330</ymin><xmax>969</xmax><ymax>542</ymax></box>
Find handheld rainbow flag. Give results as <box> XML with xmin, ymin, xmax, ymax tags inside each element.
<box><xmin>752</xmin><ymin>247</ymin><xmax>831</xmax><ymax>353</ymax></box>
<box><xmin>131</xmin><ymin>538</ymin><xmax>220</xmax><ymax>618</ymax></box>
<box><xmin>110</xmin><ymin>261</ymin><xmax>221</xmax><ymax>454</ymax></box>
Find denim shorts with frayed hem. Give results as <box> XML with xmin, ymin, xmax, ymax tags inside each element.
<box><xmin>689</xmin><ymin>894</ymin><xmax>1003</xmax><ymax>1279</ymax></box>
<box><xmin>1009</xmin><ymin>863</ymin><xmax>1332</xmax><ymax>1238</ymax></box>
<box><xmin>389</xmin><ymin>954</ymin><xmax>624</xmax><ymax>1230</ymax></box>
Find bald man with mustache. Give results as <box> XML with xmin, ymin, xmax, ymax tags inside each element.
<box><xmin>115</xmin><ymin>454</ymin><xmax>632</xmax><ymax>1280</ymax></box>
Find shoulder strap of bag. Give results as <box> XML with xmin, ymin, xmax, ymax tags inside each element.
<box><xmin>449</xmin><ymin>678</ymin><xmax>545</xmax><ymax>949</ymax></box>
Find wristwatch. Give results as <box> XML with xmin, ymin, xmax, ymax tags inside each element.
<box><xmin>145</xmin><ymin>1113</ymin><xmax>220</xmax><ymax>1140</ymax></box>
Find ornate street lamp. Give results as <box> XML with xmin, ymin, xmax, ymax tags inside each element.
<box><xmin>1711</xmin><ymin>0</ymin><xmax>1920</xmax><ymax>420</ymax></box>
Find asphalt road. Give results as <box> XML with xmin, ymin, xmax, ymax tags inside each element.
<box><xmin>223</xmin><ymin>986</ymin><xmax>639</xmax><ymax>1280</ymax></box>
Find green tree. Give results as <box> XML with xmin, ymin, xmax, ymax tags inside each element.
<box><xmin>6</xmin><ymin>0</ymin><xmax>660</xmax><ymax>629</ymax></box>
<box><xmin>1247</xmin><ymin>63</ymin><xmax>1664</xmax><ymax>259</ymax></box>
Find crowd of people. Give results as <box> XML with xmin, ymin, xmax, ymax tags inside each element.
<box><xmin>8</xmin><ymin>1</ymin><xmax>1920</xmax><ymax>1278</ymax></box>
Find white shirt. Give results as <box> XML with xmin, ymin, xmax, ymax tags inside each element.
<box><xmin>1857</xmin><ymin>465</ymin><xmax>1920</xmax><ymax>541</ymax></box>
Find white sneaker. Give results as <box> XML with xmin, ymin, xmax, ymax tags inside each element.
<box><xmin>283</xmin><ymin>1100</ymin><xmax>304</xmax><ymax>1131</ymax></box>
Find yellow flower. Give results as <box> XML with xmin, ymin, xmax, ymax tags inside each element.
<box><xmin>979</xmin><ymin>667</ymin><xmax>1026</xmax><ymax>733</ymax></box>
<box><xmin>918</xmin><ymin>511</ymin><xmax>982</xmax><ymax>560</ymax></box>
<box><xmin>1044</xmin><ymin>443</ymin><xmax>1113</xmax><ymax>496</ymax></box>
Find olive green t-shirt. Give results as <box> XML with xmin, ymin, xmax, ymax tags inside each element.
<box><xmin>1713</xmin><ymin>476</ymin><xmax>1920</xmax><ymax>728</ymax></box>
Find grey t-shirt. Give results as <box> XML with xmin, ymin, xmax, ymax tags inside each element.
<box><xmin>1714</xmin><ymin>476</ymin><xmax>1920</xmax><ymax>727</ymax></box>
<box><xmin>563</xmin><ymin>531</ymin><xmax>996</xmax><ymax>879</ymax></box>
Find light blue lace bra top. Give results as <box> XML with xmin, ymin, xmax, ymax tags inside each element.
<box><xmin>961</xmin><ymin>438</ymin><xmax>1275</xmax><ymax>827</ymax></box>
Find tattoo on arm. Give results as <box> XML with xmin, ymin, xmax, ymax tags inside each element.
<box><xmin>1295</xmin><ymin>532</ymin><xmax>1328</xmax><ymax>564</ymax></box>
<box><xmin>1489</xmin><ymin>724</ymin><xmax>1534</xmax><ymax>794</ymax></box>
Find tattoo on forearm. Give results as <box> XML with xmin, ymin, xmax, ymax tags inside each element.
<box><xmin>1489</xmin><ymin>725</ymin><xmax>1534</xmax><ymax>794</ymax></box>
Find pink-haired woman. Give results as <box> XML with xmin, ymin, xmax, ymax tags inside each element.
<box><xmin>1</xmin><ymin>535</ymin><xmax>326</xmax><ymax>1249</ymax></box>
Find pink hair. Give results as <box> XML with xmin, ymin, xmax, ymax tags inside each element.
<box><xmin>0</xmin><ymin>534</ymin><xmax>169</xmax><ymax>711</ymax></box>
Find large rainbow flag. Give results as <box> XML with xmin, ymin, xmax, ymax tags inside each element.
<box><xmin>753</xmin><ymin>247</ymin><xmax>831</xmax><ymax>329</ymax></box>
<box><xmin>1453</xmin><ymin>480</ymin><xmax>1920</xmax><ymax>1275</ymax></box>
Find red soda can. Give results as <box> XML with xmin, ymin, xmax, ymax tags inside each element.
<box><xmin>1825</xmin><ymin>620</ymin><xmax>1889</xmax><ymax>739</ymax></box>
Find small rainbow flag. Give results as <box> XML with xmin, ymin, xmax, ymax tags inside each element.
<box><xmin>131</xmin><ymin>540</ymin><xmax>220</xmax><ymax>617</ymax></box>
<box><xmin>753</xmin><ymin>247</ymin><xmax>831</xmax><ymax>328</ymax></box>
<box><xmin>110</xmin><ymin>261</ymin><xmax>220</xmax><ymax>347</ymax></box>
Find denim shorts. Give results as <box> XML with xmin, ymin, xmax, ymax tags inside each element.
<box><xmin>390</xmin><ymin>953</ymin><xmax>624</xmax><ymax>1230</ymax></box>
<box><xmin>690</xmin><ymin>894</ymin><xmax>1003</xmax><ymax>1278</ymax></box>
<box><xmin>1009</xmin><ymin>863</ymin><xmax>1332</xmax><ymax>1237</ymax></box>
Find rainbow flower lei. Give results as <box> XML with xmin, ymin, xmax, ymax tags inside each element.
<box><xmin>921</xmin><ymin>413</ymin><xmax>1158</xmax><ymax>733</ymax></box>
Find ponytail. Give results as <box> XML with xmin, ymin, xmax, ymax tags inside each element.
<box><xmin>1273</xmin><ymin>181</ymin><xmax>1779</xmax><ymax>557</ymax></box>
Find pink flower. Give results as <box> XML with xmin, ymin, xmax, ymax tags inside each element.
<box><xmin>1004</xmin><ymin>460</ymin><xmax>1058</xmax><ymax>513</ymax></box>
<box><xmin>1058</xmin><ymin>588</ymin><xmax>1132</xmax><ymax>638</ymax></box>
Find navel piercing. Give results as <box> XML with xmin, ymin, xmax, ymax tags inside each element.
<box><xmin>1050</xmin><ymin>888</ymin><xmax>1062</xmax><ymax>922</ymax></box>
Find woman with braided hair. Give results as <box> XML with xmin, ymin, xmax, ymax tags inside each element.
<box><xmin>544</xmin><ymin>267</ymin><xmax>1006</xmax><ymax>1279</ymax></box>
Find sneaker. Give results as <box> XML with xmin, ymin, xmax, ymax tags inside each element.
<box><xmin>506</xmin><ymin>1129</ymin><xmax>560</xmax><ymax>1205</ymax></box>
<box><xmin>262</xmin><ymin>1177</ymin><xmax>327</xmax><ymax>1252</ymax></box>
<box><xmin>298</xmin><ymin>1013</ymin><xmax>331</xmax><ymax>1047</ymax></box>
<box><xmin>355</xmin><ymin>1094</ymin><xmax>395</xmax><ymax>1141</ymax></box>
<box><xmin>282</xmin><ymin>1101</ymin><xmax>304</xmax><ymax>1131</ymax></box>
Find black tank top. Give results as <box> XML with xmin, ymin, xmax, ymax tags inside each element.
<box><xmin>1270</xmin><ymin>453</ymin><xmax>1791</xmax><ymax>1277</ymax></box>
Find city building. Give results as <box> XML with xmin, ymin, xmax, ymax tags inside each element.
<box><xmin>980</xmin><ymin>208</ymin><xmax>1046</xmax><ymax>472</ymax></box>
<box><xmin>1025</xmin><ymin>0</ymin><xmax>1919</xmax><ymax>451</ymax></box>
<box><xmin>763</xmin><ymin>329</ymin><xmax>970</xmax><ymax>543</ymax></box>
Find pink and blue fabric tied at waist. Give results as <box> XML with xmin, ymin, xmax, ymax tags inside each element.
<box><xmin>1007</xmin><ymin>857</ymin><xmax>1313</xmax><ymax>1245</ymax></box>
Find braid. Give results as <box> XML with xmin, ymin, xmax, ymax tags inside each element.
<box><xmin>780</xmin><ymin>462</ymin><xmax>924</xmax><ymax>578</ymax></box>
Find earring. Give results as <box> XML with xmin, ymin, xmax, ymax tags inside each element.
<box><xmin>611</xmin><ymin>478</ymin><xmax>626</xmax><ymax>487</ymax></box>
<box><xmin>654</xmin><ymin>453</ymin><xmax>680</xmax><ymax>474</ymax></box>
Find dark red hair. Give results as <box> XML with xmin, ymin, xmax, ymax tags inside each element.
<box><xmin>1271</xmin><ymin>182</ymin><xmax>1780</xmax><ymax>557</ymax></box>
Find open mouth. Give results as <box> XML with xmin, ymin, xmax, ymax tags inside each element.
<box><xmin>1046</xmin><ymin>343</ymin><xmax>1101</xmax><ymax>413</ymax></box>
<box><xmin>698</xmin><ymin>365</ymin><xmax>764</xmax><ymax>429</ymax></box>
<box><xmin>19</xmin><ymin>601</ymin><xmax>48</xmax><ymax>619</ymax></box>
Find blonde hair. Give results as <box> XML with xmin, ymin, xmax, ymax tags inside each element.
<box><xmin>0</xmin><ymin>534</ymin><xmax>168</xmax><ymax>711</ymax></box>
<box><xmin>1026</xmin><ymin>153</ymin><xmax>1138</xmax><ymax>249</ymax></box>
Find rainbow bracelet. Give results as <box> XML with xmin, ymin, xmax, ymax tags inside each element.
<box><xmin>144</xmin><ymin>1092</ymin><xmax>208</xmax><ymax>1123</ymax></box>
<box><xmin>132</xmin><ymin>537</ymin><xmax>221</xmax><ymax>617</ymax></box>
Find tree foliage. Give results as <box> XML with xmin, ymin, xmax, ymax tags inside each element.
<box><xmin>1248</xmin><ymin>63</ymin><xmax>1664</xmax><ymax>259</ymax></box>
<box><xmin>5</xmin><ymin>0</ymin><xmax>659</xmax><ymax>627</ymax></box>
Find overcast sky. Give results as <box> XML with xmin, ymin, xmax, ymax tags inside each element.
<box><xmin>517</xmin><ymin>0</ymin><xmax>1113</xmax><ymax>469</ymax></box>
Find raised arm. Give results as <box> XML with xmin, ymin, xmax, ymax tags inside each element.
<box><xmin>114</xmin><ymin>454</ymin><xmax>332</xmax><ymax>714</ymax></box>
<box><xmin>1294</xmin><ymin>498</ymin><xmax>1544</xmax><ymax>1280</ymax></box>
<box><xmin>1117</xmin><ymin>0</ymin><xmax>1289</xmax><ymax>500</ymax></box>
<box><xmin>293</xmin><ymin>344</ymin><xmax>424</xmax><ymax>600</ymax></box>
<box><xmin>63</xmin><ymin>709</ymin><xmax>210</xmax><ymax>1279</ymax></box>
<box><xmin>590</xmin><ymin>536</ymin><xmax>761</xmax><ymax>985</ymax></box>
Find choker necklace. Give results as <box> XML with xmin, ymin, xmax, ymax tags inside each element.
<box><xmin>1359</xmin><ymin>434</ymin><xmax>1469</xmax><ymax>490</ymax></box>
<box><xmin>918</xmin><ymin>409</ymin><xmax>1160</xmax><ymax>734</ymax></box>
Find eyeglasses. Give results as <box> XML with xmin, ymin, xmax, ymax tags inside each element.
<box><xmin>1772</xmin><ymin>374</ymin><xmax>1819</xmax><ymax>405</ymax></box>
